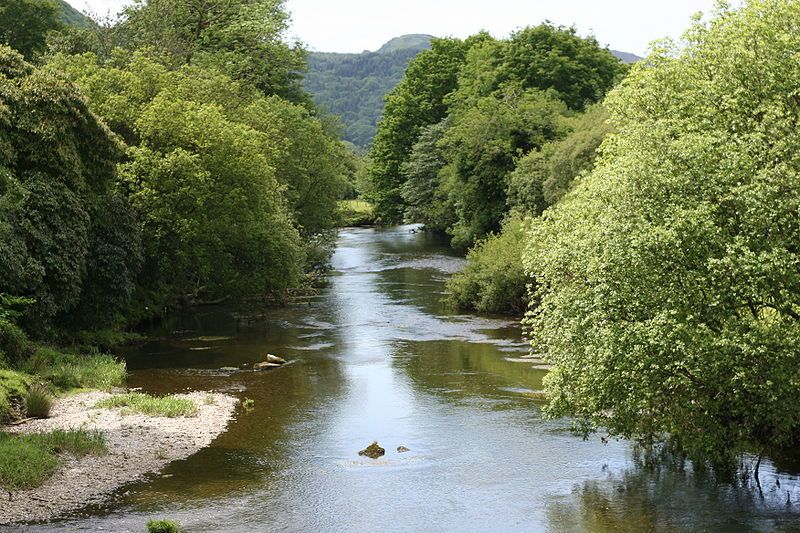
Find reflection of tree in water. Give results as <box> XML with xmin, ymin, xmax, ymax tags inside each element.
<box><xmin>546</xmin><ymin>445</ymin><xmax>800</xmax><ymax>532</ymax></box>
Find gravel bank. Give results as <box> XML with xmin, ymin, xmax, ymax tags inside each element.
<box><xmin>0</xmin><ymin>391</ymin><xmax>238</xmax><ymax>525</ymax></box>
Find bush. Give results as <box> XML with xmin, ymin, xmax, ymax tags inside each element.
<box><xmin>97</xmin><ymin>393</ymin><xmax>198</xmax><ymax>418</ymax></box>
<box><xmin>446</xmin><ymin>216</ymin><xmax>530</xmax><ymax>316</ymax></box>
<box><xmin>0</xmin><ymin>369</ymin><xmax>30</xmax><ymax>422</ymax></box>
<box><xmin>24</xmin><ymin>383</ymin><xmax>53</xmax><ymax>418</ymax></box>
<box><xmin>0</xmin><ymin>319</ymin><xmax>32</xmax><ymax>367</ymax></box>
<box><xmin>20</xmin><ymin>347</ymin><xmax>126</xmax><ymax>391</ymax></box>
<box><xmin>147</xmin><ymin>519</ymin><xmax>182</xmax><ymax>533</ymax></box>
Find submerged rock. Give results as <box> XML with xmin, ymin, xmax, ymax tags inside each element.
<box><xmin>396</xmin><ymin>446</ymin><xmax>410</xmax><ymax>453</ymax></box>
<box><xmin>253</xmin><ymin>362</ymin><xmax>282</xmax><ymax>371</ymax></box>
<box><xmin>358</xmin><ymin>441</ymin><xmax>386</xmax><ymax>459</ymax></box>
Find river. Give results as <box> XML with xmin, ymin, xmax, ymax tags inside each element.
<box><xmin>21</xmin><ymin>225</ymin><xmax>800</xmax><ymax>532</ymax></box>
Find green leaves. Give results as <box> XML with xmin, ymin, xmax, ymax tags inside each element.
<box><xmin>0</xmin><ymin>47</ymin><xmax>134</xmax><ymax>333</ymax></box>
<box><xmin>0</xmin><ymin>0</ymin><xmax>62</xmax><ymax>60</ymax></box>
<box><xmin>526</xmin><ymin>0</ymin><xmax>800</xmax><ymax>463</ymax></box>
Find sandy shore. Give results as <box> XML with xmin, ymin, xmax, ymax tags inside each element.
<box><xmin>0</xmin><ymin>391</ymin><xmax>238</xmax><ymax>525</ymax></box>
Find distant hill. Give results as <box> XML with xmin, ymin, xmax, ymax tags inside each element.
<box><xmin>59</xmin><ymin>0</ymin><xmax>92</xmax><ymax>28</ymax></box>
<box><xmin>376</xmin><ymin>34</ymin><xmax>434</xmax><ymax>54</ymax></box>
<box><xmin>611</xmin><ymin>50</ymin><xmax>643</xmax><ymax>64</ymax></box>
<box><xmin>305</xmin><ymin>35</ymin><xmax>642</xmax><ymax>148</ymax></box>
<box><xmin>305</xmin><ymin>35</ymin><xmax>433</xmax><ymax>148</ymax></box>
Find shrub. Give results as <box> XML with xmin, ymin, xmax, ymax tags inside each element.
<box><xmin>96</xmin><ymin>393</ymin><xmax>198</xmax><ymax>418</ymax></box>
<box><xmin>146</xmin><ymin>519</ymin><xmax>182</xmax><ymax>533</ymax></box>
<box><xmin>446</xmin><ymin>216</ymin><xmax>530</xmax><ymax>315</ymax></box>
<box><xmin>24</xmin><ymin>383</ymin><xmax>53</xmax><ymax>418</ymax></box>
<box><xmin>0</xmin><ymin>369</ymin><xmax>30</xmax><ymax>422</ymax></box>
<box><xmin>0</xmin><ymin>319</ymin><xmax>31</xmax><ymax>367</ymax></box>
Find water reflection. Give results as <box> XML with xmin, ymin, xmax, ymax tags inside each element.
<box><xmin>546</xmin><ymin>447</ymin><xmax>800</xmax><ymax>532</ymax></box>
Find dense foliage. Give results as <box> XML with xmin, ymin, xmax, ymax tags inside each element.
<box><xmin>526</xmin><ymin>0</ymin><xmax>800</xmax><ymax>462</ymax></box>
<box><xmin>446</xmin><ymin>216</ymin><xmax>530</xmax><ymax>315</ymax></box>
<box><xmin>0</xmin><ymin>0</ymin><xmax>62</xmax><ymax>59</ymax></box>
<box><xmin>305</xmin><ymin>35</ymin><xmax>431</xmax><ymax>148</ymax></box>
<box><xmin>508</xmin><ymin>104</ymin><xmax>612</xmax><ymax>216</ymax></box>
<box><xmin>370</xmin><ymin>24</ymin><xmax>625</xmax><ymax>232</ymax></box>
<box><xmin>369</xmin><ymin>24</ymin><xmax>626</xmax><ymax>314</ymax></box>
<box><xmin>0</xmin><ymin>0</ymin><xmax>352</xmax><ymax>418</ymax></box>
<box><xmin>120</xmin><ymin>0</ymin><xmax>308</xmax><ymax>103</ymax></box>
<box><xmin>0</xmin><ymin>46</ymin><xmax>134</xmax><ymax>333</ymax></box>
<box><xmin>366</xmin><ymin>36</ymin><xmax>477</xmax><ymax>222</ymax></box>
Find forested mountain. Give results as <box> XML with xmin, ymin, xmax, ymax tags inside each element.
<box><xmin>59</xmin><ymin>0</ymin><xmax>92</xmax><ymax>28</ymax></box>
<box><xmin>305</xmin><ymin>35</ymin><xmax>433</xmax><ymax>148</ymax></box>
<box><xmin>306</xmin><ymin>33</ymin><xmax>639</xmax><ymax>148</ymax></box>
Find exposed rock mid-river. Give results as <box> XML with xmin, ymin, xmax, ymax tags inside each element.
<box><xmin>18</xmin><ymin>226</ymin><xmax>800</xmax><ymax>532</ymax></box>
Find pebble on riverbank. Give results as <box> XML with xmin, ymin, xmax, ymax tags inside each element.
<box><xmin>0</xmin><ymin>391</ymin><xmax>238</xmax><ymax>525</ymax></box>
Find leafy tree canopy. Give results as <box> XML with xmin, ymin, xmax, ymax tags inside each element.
<box><xmin>0</xmin><ymin>46</ymin><xmax>138</xmax><ymax>333</ymax></box>
<box><xmin>120</xmin><ymin>0</ymin><xmax>308</xmax><ymax>103</ymax></box>
<box><xmin>0</xmin><ymin>0</ymin><xmax>62</xmax><ymax>59</ymax></box>
<box><xmin>526</xmin><ymin>0</ymin><xmax>800</xmax><ymax>463</ymax></box>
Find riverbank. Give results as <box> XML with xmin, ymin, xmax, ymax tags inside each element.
<box><xmin>0</xmin><ymin>391</ymin><xmax>237</xmax><ymax>525</ymax></box>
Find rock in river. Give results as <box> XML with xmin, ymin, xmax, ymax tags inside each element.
<box><xmin>253</xmin><ymin>354</ymin><xmax>288</xmax><ymax>371</ymax></box>
<box><xmin>266</xmin><ymin>354</ymin><xmax>287</xmax><ymax>364</ymax></box>
<box><xmin>358</xmin><ymin>441</ymin><xmax>386</xmax><ymax>459</ymax></box>
<box><xmin>253</xmin><ymin>362</ymin><xmax>282</xmax><ymax>371</ymax></box>
<box><xmin>397</xmin><ymin>446</ymin><xmax>410</xmax><ymax>453</ymax></box>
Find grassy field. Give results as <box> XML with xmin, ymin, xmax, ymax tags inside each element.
<box><xmin>337</xmin><ymin>200</ymin><xmax>377</xmax><ymax>227</ymax></box>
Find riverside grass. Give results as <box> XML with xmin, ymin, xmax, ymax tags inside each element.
<box><xmin>20</xmin><ymin>347</ymin><xmax>126</xmax><ymax>391</ymax></box>
<box><xmin>0</xmin><ymin>430</ymin><xmax>106</xmax><ymax>492</ymax></box>
<box><xmin>96</xmin><ymin>393</ymin><xmax>199</xmax><ymax>418</ymax></box>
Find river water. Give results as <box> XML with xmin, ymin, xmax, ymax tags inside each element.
<box><xmin>20</xmin><ymin>226</ymin><xmax>800</xmax><ymax>532</ymax></box>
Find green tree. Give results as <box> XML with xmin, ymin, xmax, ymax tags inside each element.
<box><xmin>526</xmin><ymin>0</ymin><xmax>800</xmax><ymax>463</ymax></box>
<box><xmin>0</xmin><ymin>0</ymin><xmax>62</xmax><ymax>59</ymax></box>
<box><xmin>123</xmin><ymin>95</ymin><xmax>303</xmax><ymax>301</ymax></box>
<box><xmin>367</xmin><ymin>36</ymin><xmax>478</xmax><ymax>222</ymax></box>
<box><xmin>500</xmin><ymin>24</ymin><xmax>626</xmax><ymax>110</ymax></box>
<box><xmin>508</xmin><ymin>104</ymin><xmax>611</xmax><ymax>215</ymax></box>
<box><xmin>121</xmin><ymin>0</ymin><xmax>307</xmax><ymax>102</ymax></box>
<box><xmin>441</xmin><ymin>87</ymin><xmax>567</xmax><ymax>248</ymax></box>
<box><xmin>400</xmin><ymin>119</ymin><xmax>453</xmax><ymax>233</ymax></box>
<box><xmin>0</xmin><ymin>46</ymin><xmax>137</xmax><ymax>333</ymax></box>
<box><xmin>448</xmin><ymin>24</ymin><xmax>626</xmax><ymax>113</ymax></box>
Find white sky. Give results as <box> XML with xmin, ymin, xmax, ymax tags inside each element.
<box><xmin>67</xmin><ymin>0</ymin><xmax>718</xmax><ymax>57</ymax></box>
